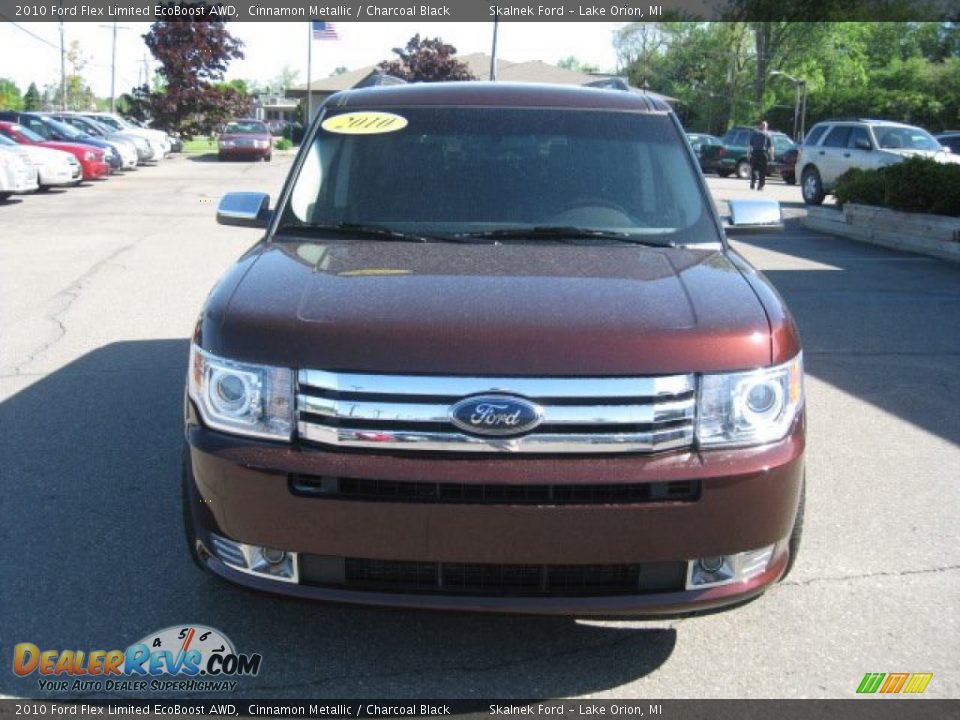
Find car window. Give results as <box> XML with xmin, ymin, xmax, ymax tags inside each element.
<box><xmin>25</xmin><ymin>118</ymin><xmax>50</xmax><ymax>139</ymax></box>
<box><xmin>281</xmin><ymin>107</ymin><xmax>718</xmax><ymax>246</ymax></box>
<box><xmin>873</xmin><ymin>125</ymin><xmax>940</xmax><ymax>151</ymax></box>
<box><xmin>822</xmin><ymin>126</ymin><xmax>851</xmax><ymax>148</ymax></box>
<box><xmin>803</xmin><ymin>125</ymin><xmax>827</xmax><ymax>146</ymax></box>
<box><xmin>938</xmin><ymin>136</ymin><xmax>960</xmax><ymax>153</ymax></box>
<box><xmin>734</xmin><ymin>131</ymin><xmax>751</xmax><ymax>145</ymax></box>
<box><xmin>848</xmin><ymin>127</ymin><xmax>872</xmax><ymax>149</ymax></box>
<box><xmin>772</xmin><ymin>136</ymin><xmax>794</xmax><ymax>153</ymax></box>
<box><xmin>8</xmin><ymin>124</ymin><xmax>45</xmax><ymax>143</ymax></box>
<box><xmin>224</xmin><ymin>121</ymin><xmax>269</xmax><ymax>135</ymax></box>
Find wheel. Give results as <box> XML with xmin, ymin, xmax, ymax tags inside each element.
<box><xmin>264</xmin><ymin>154</ymin><xmax>272</xmax><ymax>162</ymax></box>
<box><xmin>801</xmin><ymin>167</ymin><xmax>825</xmax><ymax>205</ymax></box>
<box><xmin>783</xmin><ymin>172</ymin><xmax>796</xmax><ymax>185</ymax></box>
<box><xmin>37</xmin><ymin>184</ymin><xmax>52</xmax><ymax>193</ymax></box>
<box><xmin>717</xmin><ymin>169</ymin><xmax>731</xmax><ymax>178</ymax></box>
<box><xmin>782</xmin><ymin>474</ymin><xmax>805</xmax><ymax>579</ymax></box>
<box><xmin>0</xmin><ymin>192</ymin><xmax>12</xmax><ymax>201</ymax></box>
<box><xmin>736</xmin><ymin>160</ymin><xmax>751</xmax><ymax>180</ymax></box>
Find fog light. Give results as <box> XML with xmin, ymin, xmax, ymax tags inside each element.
<box><xmin>699</xmin><ymin>556</ymin><xmax>724</xmax><ymax>573</ymax></box>
<box><xmin>262</xmin><ymin>548</ymin><xmax>286</xmax><ymax>565</ymax></box>
<box><xmin>686</xmin><ymin>545</ymin><xmax>775</xmax><ymax>590</ymax></box>
<box><xmin>209</xmin><ymin>533</ymin><xmax>299</xmax><ymax>584</ymax></box>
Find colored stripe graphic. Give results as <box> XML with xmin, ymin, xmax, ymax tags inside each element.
<box><xmin>903</xmin><ymin>673</ymin><xmax>933</xmax><ymax>694</ymax></box>
<box><xmin>857</xmin><ymin>672</ymin><xmax>932</xmax><ymax>694</ymax></box>
<box><xmin>880</xmin><ymin>673</ymin><xmax>909</xmax><ymax>693</ymax></box>
<box><xmin>857</xmin><ymin>673</ymin><xmax>885</xmax><ymax>693</ymax></box>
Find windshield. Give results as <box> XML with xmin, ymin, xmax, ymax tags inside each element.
<box><xmin>225</xmin><ymin>121</ymin><xmax>268</xmax><ymax>135</ymax></box>
<box><xmin>873</xmin><ymin>125</ymin><xmax>942</xmax><ymax>151</ymax></box>
<box><xmin>87</xmin><ymin>114</ymin><xmax>120</xmax><ymax>130</ymax></box>
<box><xmin>280</xmin><ymin>107</ymin><xmax>717</xmax><ymax>245</ymax></box>
<box><xmin>10</xmin><ymin>124</ymin><xmax>46</xmax><ymax>143</ymax></box>
<box><xmin>43</xmin><ymin>117</ymin><xmax>86</xmax><ymax>140</ymax></box>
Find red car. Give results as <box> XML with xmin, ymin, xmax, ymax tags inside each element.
<box><xmin>217</xmin><ymin>119</ymin><xmax>273</xmax><ymax>161</ymax></box>
<box><xmin>0</xmin><ymin>121</ymin><xmax>109</xmax><ymax>181</ymax></box>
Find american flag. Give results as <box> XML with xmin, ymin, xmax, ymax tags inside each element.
<box><xmin>311</xmin><ymin>21</ymin><xmax>338</xmax><ymax>41</ymax></box>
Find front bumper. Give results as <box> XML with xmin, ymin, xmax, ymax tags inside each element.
<box><xmin>218</xmin><ymin>145</ymin><xmax>271</xmax><ymax>159</ymax></box>
<box><xmin>80</xmin><ymin>159</ymin><xmax>109</xmax><ymax>181</ymax></box>
<box><xmin>38</xmin><ymin>163</ymin><xmax>76</xmax><ymax>186</ymax></box>
<box><xmin>184</xmin><ymin>407</ymin><xmax>805</xmax><ymax>615</ymax></box>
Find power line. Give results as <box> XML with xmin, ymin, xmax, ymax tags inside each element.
<box><xmin>0</xmin><ymin>14</ymin><xmax>62</xmax><ymax>51</ymax></box>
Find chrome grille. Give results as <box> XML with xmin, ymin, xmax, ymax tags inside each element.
<box><xmin>297</xmin><ymin>370</ymin><xmax>695</xmax><ymax>454</ymax></box>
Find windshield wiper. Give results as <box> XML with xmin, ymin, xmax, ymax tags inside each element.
<box><xmin>278</xmin><ymin>222</ymin><xmax>495</xmax><ymax>244</ymax></box>
<box><xmin>455</xmin><ymin>226</ymin><xmax>674</xmax><ymax>247</ymax></box>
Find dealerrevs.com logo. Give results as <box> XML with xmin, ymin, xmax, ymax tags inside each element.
<box><xmin>13</xmin><ymin>625</ymin><xmax>261</xmax><ymax>693</ymax></box>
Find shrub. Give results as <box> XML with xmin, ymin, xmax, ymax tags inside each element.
<box><xmin>834</xmin><ymin>156</ymin><xmax>960</xmax><ymax>217</ymax></box>
<box><xmin>835</xmin><ymin>167</ymin><xmax>886</xmax><ymax>207</ymax></box>
<box><xmin>275</xmin><ymin>138</ymin><xmax>293</xmax><ymax>151</ymax></box>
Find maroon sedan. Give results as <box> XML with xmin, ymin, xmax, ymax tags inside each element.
<box><xmin>0</xmin><ymin>121</ymin><xmax>109</xmax><ymax>181</ymax></box>
<box><xmin>218</xmin><ymin>119</ymin><xmax>273</xmax><ymax>162</ymax></box>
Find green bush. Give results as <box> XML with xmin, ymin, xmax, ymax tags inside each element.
<box><xmin>835</xmin><ymin>167</ymin><xmax>886</xmax><ymax>207</ymax></box>
<box><xmin>834</xmin><ymin>157</ymin><xmax>960</xmax><ymax>217</ymax></box>
<box><xmin>275</xmin><ymin>138</ymin><xmax>293</xmax><ymax>150</ymax></box>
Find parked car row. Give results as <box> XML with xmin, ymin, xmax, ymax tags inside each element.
<box><xmin>0</xmin><ymin>111</ymin><xmax>178</xmax><ymax>202</ymax></box>
<box><xmin>688</xmin><ymin>118</ymin><xmax>958</xmax><ymax>201</ymax></box>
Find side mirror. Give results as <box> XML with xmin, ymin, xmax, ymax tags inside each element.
<box><xmin>854</xmin><ymin>138</ymin><xmax>872</xmax><ymax>151</ymax></box>
<box><xmin>217</xmin><ymin>192</ymin><xmax>271</xmax><ymax>228</ymax></box>
<box><xmin>724</xmin><ymin>198</ymin><xmax>783</xmax><ymax>234</ymax></box>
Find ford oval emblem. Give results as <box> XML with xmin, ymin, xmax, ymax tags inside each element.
<box><xmin>449</xmin><ymin>395</ymin><xmax>544</xmax><ymax>437</ymax></box>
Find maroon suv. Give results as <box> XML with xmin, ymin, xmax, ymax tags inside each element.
<box><xmin>184</xmin><ymin>82</ymin><xmax>805</xmax><ymax>615</ymax></box>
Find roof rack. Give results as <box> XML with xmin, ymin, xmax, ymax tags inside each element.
<box><xmin>355</xmin><ymin>71</ymin><xmax>407</xmax><ymax>88</ymax></box>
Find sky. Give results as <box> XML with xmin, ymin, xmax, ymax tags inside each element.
<box><xmin>0</xmin><ymin>21</ymin><xmax>624</xmax><ymax>98</ymax></box>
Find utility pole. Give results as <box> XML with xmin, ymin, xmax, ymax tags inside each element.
<box><xmin>489</xmin><ymin>15</ymin><xmax>499</xmax><ymax>81</ymax></box>
<box><xmin>59</xmin><ymin>18</ymin><xmax>66</xmax><ymax>110</ymax></box>
<box><xmin>100</xmin><ymin>22</ymin><xmax>131</xmax><ymax>113</ymax></box>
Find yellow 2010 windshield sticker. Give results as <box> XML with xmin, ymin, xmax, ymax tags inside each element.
<box><xmin>321</xmin><ymin>112</ymin><xmax>408</xmax><ymax>135</ymax></box>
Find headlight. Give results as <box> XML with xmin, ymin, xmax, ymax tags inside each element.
<box><xmin>188</xmin><ymin>345</ymin><xmax>294</xmax><ymax>441</ymax></box>
<box><xmin>696</xmin><ymin>353</ymin><xmax>803</xmax><ymax>448</ymax></box>
<box><xmin>83</xmin><ymin>151</ymin><xmax>96</xmax><ymax>161</ymax></box>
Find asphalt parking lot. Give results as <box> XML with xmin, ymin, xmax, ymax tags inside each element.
<box><xmin>1</xmin><ymin>156</ymin><xmax>958</xmax><ymax>699</ymax></box>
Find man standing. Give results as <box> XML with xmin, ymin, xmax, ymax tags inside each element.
<box><xmin>749</xmin><ymin>120</ymin><xmax>773</xmax><ymax>190</ymax></box>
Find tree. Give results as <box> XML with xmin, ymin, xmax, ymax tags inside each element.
<box><xmin>22</xmin><ymin>82</ymin><xmax>41</xmax><ymax>111</ymax></box>
<box><xmin>377</xmin><ymin>35</ymin><xmax>475</xmax><ymax>82</ymax></box>
<box><xmin>331</xmin><ymin>66</ymin><xmax>349</xmax><ymax>76</ymax></box>
<box><xmin>0</xmin><ymin>78</ymin><xmax>22</xmax><ymax>110</ymax></box>
<box><xmin>137</xmin><ymin>9</ymin><xmax>246</xmax><ymax>137</ymax></box>
<box><xmin>557</xmin><ymin>56</ymin><xmax>600</xmax><ymax>74</ymax></box>
<box><xmin>271</xmin><ymin>65</ymin><xmax>300</xmax><ymax>92</ymax></box>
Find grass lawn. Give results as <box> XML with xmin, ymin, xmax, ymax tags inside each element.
<box><xmin>181</xmin><ymin>137</ymin><xmax>218</xmax><ymax>154</ymax></box>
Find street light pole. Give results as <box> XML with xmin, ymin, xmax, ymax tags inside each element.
<box><xmin>769</xmin><ymin>70</ymin><xmax>806</xmax><ymax>142</ymax></box>
<box><xmin>100</xmin><ymin>23</ymin><xmax>130</xmax><ymax>113</ymax></box>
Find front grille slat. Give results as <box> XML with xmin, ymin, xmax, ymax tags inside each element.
<box><xmin>297</xmin><ymin>370</ymin><xmax>696</xmax><ymax>455</ymax></box>
<box><xmin>289</xmin><ymin>475</ymin><xmax>701</xmax><ymax>505</ymax></box>
<box><xmin>300</xmin><ymin>556</ymin><xmax>688</xmax><ymax>597</ymax></box>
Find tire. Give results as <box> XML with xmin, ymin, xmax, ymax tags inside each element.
<box><xmin>736</xmin><ymin>160</ymin><xmax>751</xmax><ymax>180</ymax></box>
<box><xmin>782</xmin><ymin>474</ymin><xmax>805</xmax><ymax>580</ymax></box>
<box><xmin>717</xmin><ymin>169</ymin><xmax>732</xmax><ymax>178</ymax></box>
<box><xmin>801</xmin><ymin>167</ymin><xmax>825</xmax><ymax>205</ymax></box>
<box><xmin>0</xmin><ymin>192</ymin><xmax>12</xmax><ymax>201</ymax></box>
<box><xmin>783</xmin><ymin>172</ymin><xmax>796</xmax><ymax>185</ymax></box>
<box><xmin>264</xmin><ymin>154</ymin><xmax>272</xmax><ymax>162</ymax></box>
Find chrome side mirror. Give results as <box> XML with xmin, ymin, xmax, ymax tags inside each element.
<box><xmin>724</xmin><ymin>198</ymin><xmax>784</xmax><ymax>234</ymax></box>
<box><xmin>216</xmin><ymin>191</ymin><xmax>271</xmax><ymax>228</ymax></box>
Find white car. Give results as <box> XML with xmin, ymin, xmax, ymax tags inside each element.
<box><xmin>85</xmin><ymin>113</ymin><xmax>172</xmax><ymax>157</ymax></box>
<box><xmin>0</xmin><ymin>149</ymin><xmax>40</xmax><ymax>200</ymax></box>
<box><xmin>0</xmin><ymin>135</ymin><xmax>80</xmax><ymax>188</ymax></box>
<box><xmin>798</xmin><ymin>118</ymin><xmax>960</xmax><ymax>205</ymax></box>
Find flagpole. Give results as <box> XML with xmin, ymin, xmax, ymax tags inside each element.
<box><xmin>306</xmin><ymin>22</ymin><xmax>313</xmax><ymax>124</ymax></box>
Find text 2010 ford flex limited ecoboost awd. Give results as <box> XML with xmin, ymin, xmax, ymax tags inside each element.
<box><xmin>183</xmin><ymin>82</ymin><xmax>805</xmax><ymax>615</ymax></box>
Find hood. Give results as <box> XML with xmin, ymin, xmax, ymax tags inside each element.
<box><xmin>5</xmin><ymin>144</ymin><xmax>73</xmax><ymax>166</ymax></box>
<box><xmin>205</xmin><ymin>240</ymin><xmax>774</xmax><ymax>376</ymax></box>
<box><xmin>219</xmin><ymin>132</ymin><xmax>271</xmax><ymax>141</ymax></box>
<box><xmin>882</xmin><ymin>148</ymin><xmax>960</xmax><ymax>164</ymax></box>
<box><xmin>39</xmin><ymin>141</ymin><xmax>100</xmax><ymax>158</ymax></box>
